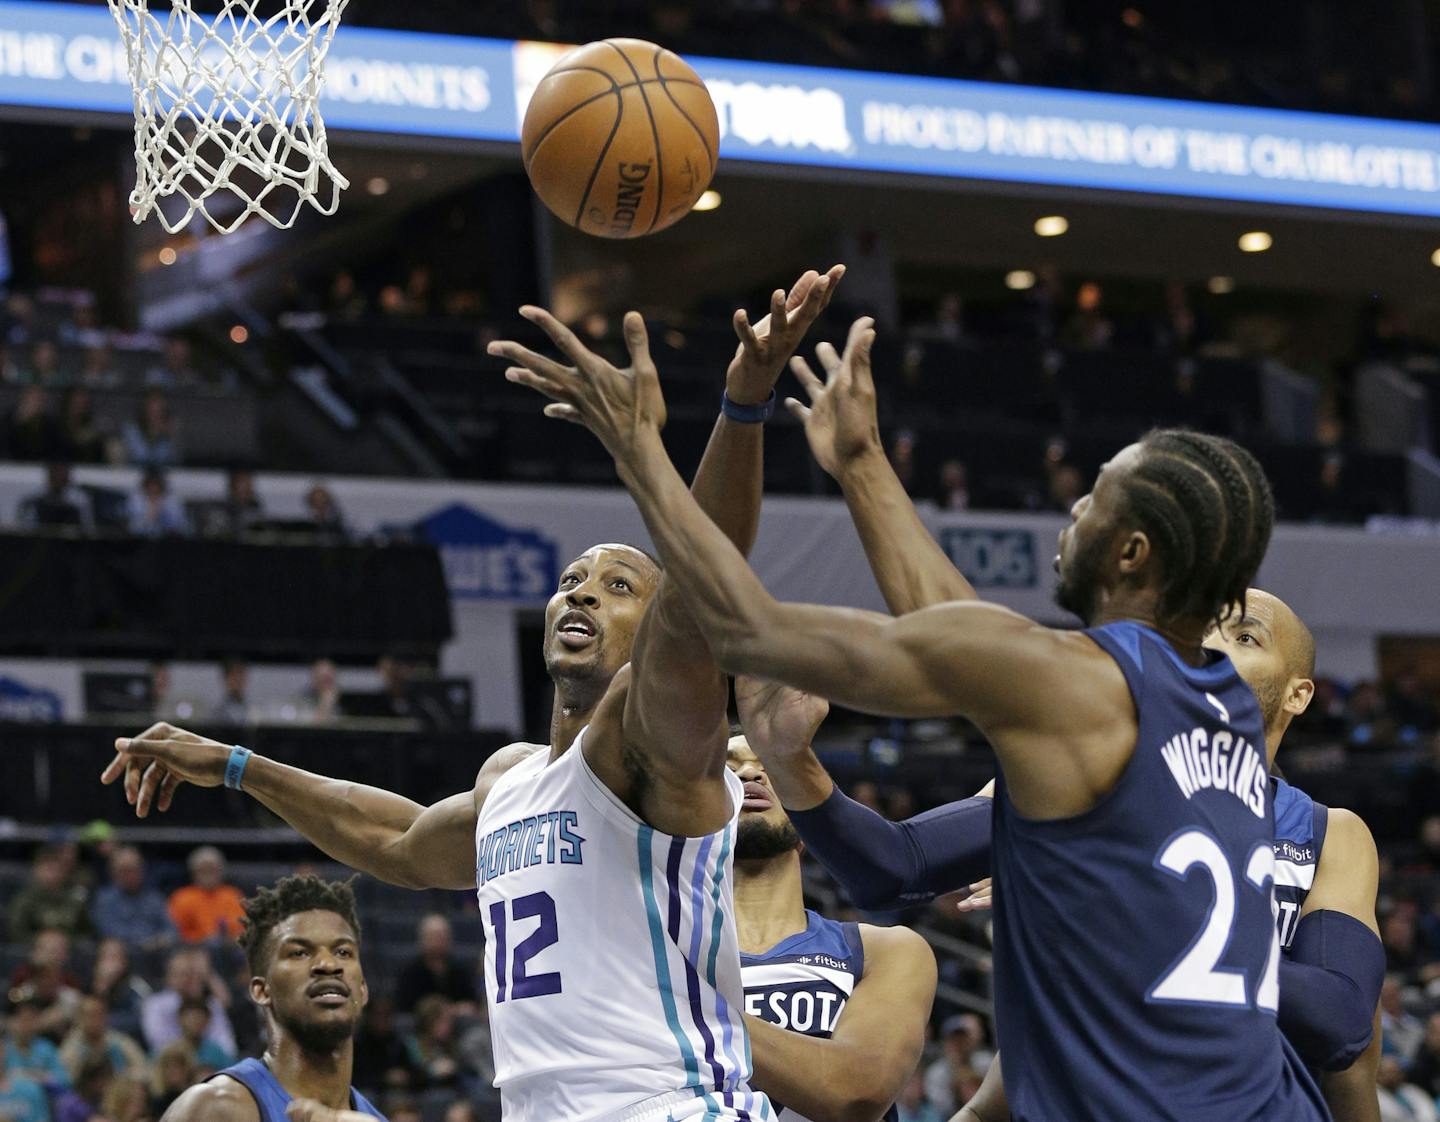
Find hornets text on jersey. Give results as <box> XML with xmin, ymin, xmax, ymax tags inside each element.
<box><xmin>991</xmin><ymin>621</ymin><xmax>1329</xmax><ymax>1122</ymax></box>
<box><xmin>740</xmin><ymin>910</ymin><xmax>898</xmax><ymax>1122</ymax></box>
<box><xmin>475</xmin><ymin>730</ymin><xmax>773</xmax><ymax>1122</ymax></box>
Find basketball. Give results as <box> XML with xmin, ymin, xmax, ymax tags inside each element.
<box><xmin>521</xmin><ymin>39</ymin><xmax>720</xmax><ymax>239</ymax></box>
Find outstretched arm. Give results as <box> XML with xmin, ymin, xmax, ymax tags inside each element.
<box><xmin>747</xmin><ymin>925</ymin><xmax>936</xmax><ymax>1122</ymax></box>
<box><xmin>493</xmin><ymin>313</ymin><xmax>1131</xmax><ymax>818</ymax></box>
<box><xmin>788</xmin><ymin>330</ymin><xmax>975</xmax><ymax>614</ymax></box>
<box><xmin>102</xmin><ymin>724</ymin><xmax>537</xmax><ymax>890</ymax></box>
<box><xmin>953</xmin><ymin>1054</ymin><xmax>1009</xmax><ymax>1122</ymax></box>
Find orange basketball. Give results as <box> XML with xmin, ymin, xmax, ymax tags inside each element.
<box><xmin>521</xmin><ymin>39</ymin><xmax>720</xmax><ymax>239</ymax></box>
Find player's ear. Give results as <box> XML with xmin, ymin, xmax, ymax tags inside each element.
<box><xmin>250</xmin><ymin>975</ymin><xmax>271</xmax><ymax>1010</ymax></box>
<box><xmin>1117</xmin><ymin>530</ymin><xmax>1150</xmax><ymax>574</ymax></box>
<box><xmin>1284</xmin><ymin>677</ymin><xmax>1314</xmax><ymax>717</ymax></box>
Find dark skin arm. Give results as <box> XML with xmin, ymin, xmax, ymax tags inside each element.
<box><xmin>492</xmin><ymin>269</ymin><xmax>842</xmax><ymax>835</ymax></box>
<box><xmin>160</xmin><ymin>1077</ymin><xmax>258</xmax><ymax>1122</ymax></box>
<box><xmin>747</xmin><ymin>925</ymin><xmax>936</xmax><ymax>1122</ymax></box>
<box><xmin>495</xmin><ymin>312</ymin><xmax>1133</xmax><ymax>820</ymax></box>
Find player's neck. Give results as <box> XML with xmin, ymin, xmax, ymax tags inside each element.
<box><xmin>549</xmin><ymin>681</ymin><xmax>606</xmax><ymax>753</ymax></box>
<box><xmin>734</xmin><ymin>851</ymin><xmax>807</xmax><ymax>954</ymax></box>
<box><xmin>265</xmin><ymin>1036</ymin><xmax>354</xmax><ymax>1111</ymax></box>
<box><xmin>1094</xmin><ymin>596</ymin><xmax>1209</xmax><ymax>666</ymax></box>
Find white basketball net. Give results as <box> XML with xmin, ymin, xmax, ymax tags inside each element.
<box><xmin>107</xmin><ymin>0</ymin><xmax>352</xmax><ymax>234</ymax></box>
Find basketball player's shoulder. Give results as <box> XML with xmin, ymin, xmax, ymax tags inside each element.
<box><xmin>1316</xmin><ymin>806</ymin><xmax>1378</xmax><ymax>879</ymax></box>
<box><xmin>856</xmin><ymin>922</ymin><xmax>934</xmax><ymax>977</ymax></box>
<box><xmin>159</xmin><ymin>1076</ymin><xmax>258</xmax><ymax>1122</ymax></box>
<box><xmin>474</xmin><ymin>741</ymin><xmax>549</xmax><ymax>806</ymax></box>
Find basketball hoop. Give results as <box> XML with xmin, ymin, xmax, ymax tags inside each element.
<box><xmin>107</xmin><ymin>0</ymin><xmax>352</xmax><ymax>234</ymax></box>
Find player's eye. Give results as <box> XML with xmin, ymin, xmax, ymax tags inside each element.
<box><xmin>612</xmin><ymin>579</ymin><xmax>632</xmax><ymax>592</ymax></box>
<box><xmin>1237</xmin><ymin>632</ymin><xmax>1256</xmax><ymax>645</ymax></box>
<box><xmin>559</xmin><ymin>573</ymin><xmax>579</xmax><ymax>588</ymax></box>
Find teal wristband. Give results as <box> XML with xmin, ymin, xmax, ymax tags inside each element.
<box><xmin>721</xmin><ymin>390</ymin><xmax>776</xmax><ymax>423</ymax></box>
<box><xmin>224</xmin><ymin>745</ymin><xmax>252</xmax><ymax>791</ymax></box>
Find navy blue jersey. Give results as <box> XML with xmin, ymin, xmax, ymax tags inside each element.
<box><xmin>991</xmin><ymin>621</ymin><xmax>1328</xmax><ymax>1122</ymax></box>
<box><xmin>740</xmin><ymin>910</ymin><xmax>897</xmax><ymax>1122</ymax></box>
<box><xmin>1273</xmin><ymin>777</ymin><xmax>1329</xmax><ymax>954</ymax></box>
<box><xmin>214</xmin><ymin>1058</ymin><xmax>387</xmax><ymax>1122</ymax></box>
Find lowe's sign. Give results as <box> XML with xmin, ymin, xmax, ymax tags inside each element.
<box><xmin>4</xmin><ymin>0</ymin><xmax>1440</xmax><ymax>215</ymax></box>
<box><xmin>415</xmin><ymin>503</ymin><xmax>558</xmax><ymax>602</ymax></box>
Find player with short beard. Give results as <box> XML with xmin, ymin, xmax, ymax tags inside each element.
<box><xmin>159</xmin><ymin>876</ymin><xmax>385</xmax><ymax>1122</ymax></box>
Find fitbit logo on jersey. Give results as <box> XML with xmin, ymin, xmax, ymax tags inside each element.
<box><xmin>414</xmin><ymin>503</ymin><xmax>558</xmax><ymax>601</ymax></box>
<box><xmin>1159</xmin><ymin>725</ymin><xmax>1267</xmax><ymax>817</ymax></box>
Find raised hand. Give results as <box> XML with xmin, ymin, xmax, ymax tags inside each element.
<box><xmin>785</xmin><ymin>316</ymin><xmax>882</xmax><ymax>480</ymax></box>
<box><xmin>955</xmin><ymin>877</ymin><xmax>994</xmax><ymax>913</ymax></box>
<box><xmin>727</xmin><ymin>264</ymin><xmax>846</xmax><ymax>405</ymax></box>
<box><xmin>488</xmin><ymin>307</ymin><xmax>665</xmax><ymax>468</ymax></box>
<box><xmin>734</xmin><ymin>676</ymin><xmax>830</xmax><ymax>763</ymax></box>
<box><xmin>100</xmin><ymin>722</ymin><xmax>232</xmax><ymax>818</ymax></box>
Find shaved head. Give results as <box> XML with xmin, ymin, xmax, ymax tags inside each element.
<box><xmin>1204</xmin><ymin>587</ymin><xmax>1316</xmax><ymax>757</ymax></box>
<box><xmin>1246</xmin><ymin>588</ymin><xmax>1315</xmax><ymax>679</ymax></box>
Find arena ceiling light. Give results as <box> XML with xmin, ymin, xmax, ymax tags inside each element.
<box><xmin>1238</xmin><ymin>231</ymin><xmax>1273</xmax><ymax>253</ymax></box>
<box><xmin>1207</xmin><ymin>275</ymin><xmax>1236</xmax><ymax>294</ymax></box>
<box><xmin>366</xmin><ymin>177</ymin><xmax>390</xmax><ymax>196</ymax></box>
<box><xmin>1033</xmin><ymin>215</ymin><xmax>1068</xmax><ymax>237</ymax></box>
<box><xmin>693</xmin><ymin>190</ymin><xmax>722</xmax><ymax>212</ymax></box>
<box><xmin>229</xmin><ymin>325</ymin><xmax>249</xmax><ymax>344</ymax></box>
<box><xmin>1431</xmin><ymin>248</ymin><xmax>1440</xmax><ymax>267</ymax></box>
<box><xmin>1005</xmin><ymin>269</ymin><xmax>1036</xmax><ymax>290</ymax></box>
<box><xmin>157</xmin><ymin>247</ymin><xmax>177</xmax><ymax>266</ymax></box>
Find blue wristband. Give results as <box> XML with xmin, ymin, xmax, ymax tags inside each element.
<box><xmin>721</xmin><ymin>390</ymin><xmax>776</xmax><ymax>424</ymax></box>
<box><xmin>224</xmin><ymin>745</ymin><xmax>252</xmax><ymax>791</ymax></box>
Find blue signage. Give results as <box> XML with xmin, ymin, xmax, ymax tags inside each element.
<box><xmin>4</xmin><ymin>0</ymin><xmax>1440</xmax><ymax>216</ymax></box>
<box><xmin>0</xmin><ymin>675</ymin><xmax>62</xmax><ymax>722</ymax></box>
<box><xmin>940</xmin><ymin>527</ymin><xmax>1038</xmax><ymax>590</ymax></box>
<box><xmin>416</xmin><ymin>502</ymin><xmax>558</xmax><ymax>601</ymax></box>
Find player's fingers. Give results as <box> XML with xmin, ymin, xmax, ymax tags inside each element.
<box><xmin>156</xmin><ymin>771</ymin><xmax>183</xmax><ymax>814</ymax></box>
<box><xmin>842</xmin><ymin>315</ymin><xmax>876</xmax><ymax>361</ymax></box>
<box><xmin>818</xmin><ymin>264</ymin><xmax>846</xmax><ymax>309</ymax></box>
<box><xmin>505</xmin><ymin>366</ymin><xmax>570</xmax><ymax>403</ymax></box>
<box><xmin>622</xmin><ymin>311</ymin><xmax>653</xmax><ymax>369</ymax></box>
<box><xmin>100</xmin><ymin>751</ymin><xmax>128</xmax><ymax>785</ymax></box>
<box><xmin>796</xmin><ymin>272</ymin><xmax>831</xmax><ymax>322</ymax></box>
<box><xmin>135</xmin><ymin>761</ymin><xmax>168</xmax><ymax>818</ymax></box>
<box><xmin>784</xmin><ymin>270</ymin><xmax>819</xmax><ymax>314</ymax></box>
<box><xmin>814</xmin><ymin>340</ymin><xmax>843</xmax><ymax>377</ymax></box>
<box><xmin>788</xmin><ymin>356</ymin><xmax>824</xmax><ymax>399</ymax></box>
<box><xmin>733</xmin><ymin>308</ymin><xmax>761</xmax><ymax>354</ymax></box>
<box><xmin>518</xmin><ymin>305</ymin><xmax>596</xmax><ymax>368</ymax></box>
<box><xmin>783</xmin><ymin>398</ymin><xmax>812</xmax><ymax>423</ymax></box>
<box><xmin>122</xmin><ymin>755</ymin><xmax>146</xmax><ymax>806</ymax></box>
<box><xmin>543</xmin><ymin>403</ymin><xmax>584</xmax><ymax>423</ymax></box>
<box><xmin>768</xmin><ymin>288</ymin><xmax>788</xmax><ymax>331</ymax></box>
<box><xmin>486</xmin><ymin>339</ymin><xmax>573</xmax><ymax>383</ymax></box>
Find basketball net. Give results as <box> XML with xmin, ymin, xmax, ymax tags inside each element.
<box><xmin>107</xmin><ymin>0</ymin><xmax>351</xmax><ymax>234</ymax></box>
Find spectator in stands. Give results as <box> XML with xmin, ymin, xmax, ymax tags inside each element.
<box><xmin>305</xmin><ymin>482</ymin><xmax>348</xmax><ymax>539</ymax></box>
<box><xmin>385</xmin><ymin>1099</ymin><xmax>423</xmax><ymax>1122</ymax></box>
<box><xmin>221</xmin><ymin>467</ymin><xmax>264</xmax><ymax>534</ymax></box>
<box><xmin>395</xmin><ymin>915</ymin><xmax>479</xmax><ymax>1014</ymax></box>
<box><xmin>327</xmin><ymin>269</ymin><xmax>367</xmax><ymax>320</ymax></box>
<box><xmin>140</xmin><ymin>946</ymin><xmax>235</xmax><ymax>1056</ymax></box>
<box><xmin>127</xmin><ymin>468</ymin><xmax>188</xmax><ymax>537</ymax></box>
<box><xmin>1406</xmin><ymin>1013</ymin><xmax>1440</xmax><ymax>1098</ymax></box>
<box><xmin>4</xmin><ymin>995</ymin><xmax>70</xmax><ymax>1089</ymax></box>
<box><xmin>444</xmin><ymin>1103</ymin><xmax>479</xmax><ymax>1122</ymax></box>
<box><xmin>405</xmin><ymin>265</ymin><xmax>436</xmax><ymax>318</ymax></box>
<box><xmin>177</xmin><ymin>996</ymin><xmax>234</xmax><ymax>1073</ymax></box>
<box><xmin>7</xmin><ymin>846</ymin><xmax>91</xmax><ymax>942</ymax></box>
<box><xmin>1061</xmin><ymin>280</ymin><xmax>1114</xmax><ymax>350</ymax></box>
<box><xmin>58</xmin><ymin>387</ymin><xmax>105</xmax><ymax>463</ymax></box>
<box><xmin>100</xmin><ymin>1075</ymin><xmax>150</xmax><ymax>1122</ymax></box>
<box><xmin>121</xmin><ymin>389</ymin><xmax>180</xmax><ymax>470</ymax></box>
<box><xmin>92</xmin><ymin>846</ymin><xmax>176</xmax><ymax>950</ymax></box>
<box><xmin>914</xmin><ymin>291</ymin><xmax>966</xmax><ymax>345</ymax></box>
<box><xmin>1154</xmin><ymin>279</ymin><xmax>1204</xmax><ymax>354</ymax></box>
<box><xmin>90</xmin><ymin>939</ymin><xmax>152</xmax><ymax>1043</ymax></box>
<box><xmin>209</xmin><ymin>660</ymin><xmax>251</xmax><ymax>726</ymax></box>
<box><xmin>8</xmin><ymin>929</ymin><xmax>82</xmax><ymax>1040</ymax></box>
<box><xmin>1046</xmin><ymin>462</ymin><xmax>1084</xmax><ymax>513</ymax></box>
<box><xmin>1378</xmin><ymin>1055</ymin><xmax>1438</xmax><ymax>1122</ymax></box>
<box><xmin>1310</xmin><ymin>451</ymin><xmax>1360</xmax><ymax>524</ymax></box>
<box><xmin>1380</xmin><ymin>974</ymin><xmax>1425</xmax><ymax>1063</ymax></box>
<box><xmin>295</xmin><ymin>657</ymin><xmax>341</xmax><ymax>724</ymax></box>
<box><xmin>889</xmin><ymin>430</ymin><xmax>919</xmax><ymax>494</ymax></box>
<box><xmin>148</xmin><ymin>1040</ymin><xmax>198</xmax><ymax>1117</ymax></box>
<box><xmin>0</xmin><ymin>1042</ymin><xmax>48</xmax><ymax>1122</ymax></box>
<box><xmin>403</xmin><ymin>995</ymin><xmax>468</xmax><ymax>1093</ymax></box>
<box><xmin>58</xmin><ymin>994</ymin><xmax>147</xmax><ymax>1083</ymax></box>
<box><xmin>938</xmin><ymin>459</ymin><xmax>970</xmax><ymax>511</ymax></box>
<box><xmin>894</xmin><ymin>1069</ymin><xmax>944</xmax><ymax>1122</ymax></box>
<box><xmin>923</xmin><ymin>1013</ymin><xmax>988</xmax><ymax>1115</ymax></box>
<box><xmin>25</xmin><ymin>340</ymin><xmax>63</xmax><ymax>387</ymax></box>
<box><xmin>17</xmin><ymin>461</ymin><xmax>93</xmax><ymax>532</ymax></box>
<box><xmin>51</xmin><ymin>1054</ymin><xmax>114</xmax><ymax>1122</ymax></box>
<box><xmin>352</xmin><ymin>997</ymin><xmax>411</xmax><ymax>1099</ymax></box>
<box><xmin>146</xmin><ymin>337</ymin><xmax>200</xmax><ymax>389</ymax></box>
<box><xmin>849</xmin><ymin>780</ymin><xmax>884</xmax><ymax>814</ymax></box>
<box><xmin>3</xmin><ymin>385</ymin><xmax>61</xmax><ymax>463</ymax></box>
<box><xmin>78</xmin><ymin>343</ymin><xmax>122</xmax><ymax>389</ymax></box>
<box><xmin>167</xmin><ymin>846</ymin><xmax>245</xmax><ymax>943</ymax></box>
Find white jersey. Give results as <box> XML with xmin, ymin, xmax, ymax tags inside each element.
<box><xmin>476</xmin><ymin>728</ymin><xmax>771</xmax><ymax>1122</ymax></box>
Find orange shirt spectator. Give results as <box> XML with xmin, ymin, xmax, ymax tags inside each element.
<box><xmin>167</xmin><ymin>847</ymin><xmax>245</xmax><ymax>943</ymax></box>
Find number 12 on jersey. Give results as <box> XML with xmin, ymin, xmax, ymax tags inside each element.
<box><xmin>488</xmin><ymin>891</ymin><xmax>562</xmax><ymax>1002</ymax></box>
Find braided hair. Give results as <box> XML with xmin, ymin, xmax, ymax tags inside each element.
<box><xmin>1122</xmin><ymin>430</ymin><xmax>1274</xmax><ymax>626</ymax></box>
<box><xmin>237</xmin><ymin>874</ymin><xmax>361</xmax><ymax>974</ymax></box>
